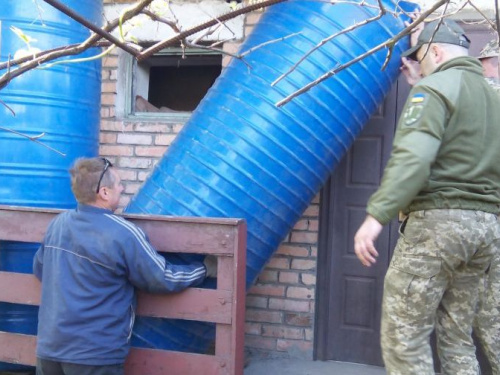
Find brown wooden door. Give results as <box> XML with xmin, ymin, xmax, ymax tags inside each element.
<box><xmin>315</xmin><ymin>79</ymin><xmax>406</xmax><ymax>365</ymax></box>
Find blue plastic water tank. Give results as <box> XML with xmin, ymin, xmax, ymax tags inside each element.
<box><xmin>0</xmin><ymin>0</ymin><xmax>102</xmax><ymax>370</ymax></box>
<box><xmin>126</xmin><ymin>0</ymin><xmax>416</xmax><ymax>354</ymax></box>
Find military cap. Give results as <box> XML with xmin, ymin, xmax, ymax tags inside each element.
<box><xmin>403</xmin><ymin>19</ymin><xmax>471</xmax><ymax>61</ymax></box>
<box><xmin>478</xmin><ymin>39</ymin><xmax>499</xmax><ymax>59</ymax></box>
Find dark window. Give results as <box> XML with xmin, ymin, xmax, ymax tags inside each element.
<box><xmin>132</xmin><ymin>52</ymin><xmax>222</xmax><ymax>115</ymax></box>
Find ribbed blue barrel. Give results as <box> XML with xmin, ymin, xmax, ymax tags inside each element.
<box><xmin>0</xmin><ymin>1</ymin><xmax>102</xmax><ymax>370</ymax></box>
<box><xmin>126</xmin><ymin>0</ymin><xmax>416</xmax><ymax>354</ymax></box>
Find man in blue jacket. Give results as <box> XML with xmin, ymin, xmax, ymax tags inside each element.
<box><xmin>33</xmin><ymin>157</ymin><xmax>216</xmax><ymax>375</ymax></box>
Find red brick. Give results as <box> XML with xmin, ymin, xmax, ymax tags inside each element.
<box><xmin>305</xmin><ymin>328</ymin><xmax>314</xmax><ymax>341</ymax></box>
<box><xmin>303</xmin><ymin>204</ymin><xmax>319</xmax><ymax>216</ymax></box>
<box><xmin>245</xmin><ymin>295</ymin><xmax>268</xmax><ymax>309</ymax></box>
<box><xmin>265</xmin><ymin>257</ymin><xmax>290</xmax><ymax>270</ymax></box>
<box><xmin>118</xmin><ymin>157</ymin><xmax>152</xmax><ymax>169</ymax></box>
<box><xmin>102</xmin><ymin>55</ymin><xmax>118</xmax><ymax>68</ymax></box>
<box><xmin>293</xmin><ymin>219</ymin><xmax>308</xmax><ymax>230</ymax></box>
<box><xmin>101</xmin><ymin>81</ymin><xmax>116</xmax><ymax>94</ymax></box>
<box><xmin>291</xmin><ymin>259</ymin><xmax>315</xmax><ymax>270</ymax></box>
<box><xmin>100</xmin><ymin>145</ymin><xmax>134</xmax><ymax>157</ymax></box>
<box><xmin>138</xmin><ymin>171</ymin><xmax>151</xmax><ymax>181</ymax></box>
<box><xmin>245</xmin><ymin>12</ymin><xmax>262</xmax><ymax>26</ymax></box>
<box><xmin>311</xmin><ymin>193</ymin><xmax>320</xmax><ymax>204</ymax></box>
<box><xmin>245</xmin><ymin>25</ymin><xmax>256</xmax><ymax>38</ymax></box>
<box><xmin>102</xmin><ymin>68</ymin><xmax>113</xmax><ymax>80</ymax></box>
<box><xmin>116</xmin><ymin>169</ymin><xmax>137</xmax><ymax>181</ymax></box>
<box><xmin>268</xmin><ymin>298</ymin><xmax>309</xmax><ymax>313</ymax></box>
<box><xmin>99</xmin><ymin>133</ymin><xmax>117</xmax><ymax>144</ymax></box>
<box><xmin>278</xmin><ymin>271</ymin><xmax>299</xmax><ymax>284</ymax></box>
<box><xmin>276</xmin><ymin>245</ymin><xmax>309</xmax><ymax>257</ymax></box>
<box><xmin>135</xmin><ymin>146</ymin><xmax>167</xmax><ymax>157</ymax></box>
<box><xmin>290</xmin><ymin>231</ymin><xmax>318</xmax><ymax>244</ymax></box>
<box><xmin>117</xmin><ymin>134</ymin><xmax>152</xmax><ymax>145</ymax></box>
<box><xmin>284</xmin><ymin>313</ymin><xmax>312</xmax><ymax>327</ymax></box>
<box><xmin>155</xmin><ymin>134</ymin><xmax>177</xmax><ymax>146</ymax></box>
<box><xmin>287</xmin><ymin>287</ymin><xmax>314</xmax><ymax>300</ymax></box>
<box><xmin>101</xmin><ymin>93</ymin><xmax>116</xmax><ymax>106</ymax></box>
<box><xmin>245</xmin><ymin>322</ymin><xmax>262</xmax><ymax>335</ymax></box>
<box><xmin>134</xmin><ymin>123</ymin><xmax>171</xmax><ymax>133</ymax></box>
<box><xmin>301</xmin><ymin>273</ymin><xmax>316</xmax><ymax>286</ymax></box>
<box><xmin>308</xmin><ymin>219</ymin><xmax>319</xmax><ymax>231</ymax></box>
<box><xmin>262</xmin><ymin>325</ymin><xmax>303</xmax><ymax>340</ymax></box>
<box><xmin>100</xmin><ymin>107</ymin><xmax>110</xmax><ymax>118</ymax></box>
<box><xmin>172</xmin><ymin>124</ymin><xmax>184</xmax><ymax>133</ymax></box>
<box><xmin>100</xmin><ymin>120</ymin><xmax>133</xmax><ymax>132</ymax></box>
<box><xmin>249</xmin><ymin>284</ymin><xmax>285</xmax><ymax>297</ymax></box>
<box><xmin>310</xmin><ymin>246</ymin><xmax>317</xmax><ymax>258</ymax></box>
<box><xmin>124</xmin><ymin>182</ymin><xmax>141</xmax><ymax>195</ymax></box>
<box><xmin>222</xmin><ymin>42</ymin><xmax>240</xmax><ymax>55</ymax></box>
<box><xmin>118</xmin><ymin>195</ymin><xmax>130</xmax><ymax>208</ymax></box>
<box><xmin>244</xmin><ymin>335</ymin><xmax>277</xmax><ymax>350</ymax></box>
<box><xmin>246</xmin><ymin>309</ymin><xmax>282</xmax><ymax>324</ymax></box>
<box><xmin>276</xmin><ymin>339</ymin><xmax>313</xmax><ymax>356</ymax></box>
<box><xmin>222</xmin><ymin>55</ymin><xmax>232</xmax><ymax>68</ymax></box>
<box><xmin>109</xmin><ymin>69</ymin><xmax>118</xmax><ymax>81</ymax></box>
<box><xmin>257</xmin><ymin>270</ymin><xmax>278</xmax><ymax>283</ymax></box>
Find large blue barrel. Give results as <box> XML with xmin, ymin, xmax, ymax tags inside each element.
<box><xmin>126</xmin><ymin>0</ymin><xmax>416</xmax><ymax>354</ymax></box>
<box><xmin>0</xmin><ymin>1</ymin><xmax>102</xmax><ymax>370</ymax></box>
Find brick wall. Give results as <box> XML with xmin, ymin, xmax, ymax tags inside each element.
<box><xmin>100</xmin><ymin>3</ymin><xmax>318</xmax><ymax>360</ymax></box>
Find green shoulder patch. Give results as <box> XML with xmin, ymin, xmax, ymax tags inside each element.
<box><xmin>402</xmin><ymin>93</ymin><xmax>428</xmax><ymax>126</ymax></box>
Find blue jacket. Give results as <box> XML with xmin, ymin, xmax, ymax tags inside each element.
<box><xmin>33</xmin><ymin>204</ymin><xmax>207</xmax><ymax>365</ymax></box>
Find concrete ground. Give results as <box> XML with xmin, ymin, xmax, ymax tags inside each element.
<box><xmin>244</xmin><ymin>358</ymin><xmax>386</xmax><ymax>375</ymax></box>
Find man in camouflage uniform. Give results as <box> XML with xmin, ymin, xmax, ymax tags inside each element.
<box><xmin>473</xmin><ymin>38</ymin><xmax>500</xmax><ymax>374</ymax></box>
<box><xmin>354</xmin><ymin>20</ymin><xmax>500</xmax><ymax>375</ymax></box>
<box><xmin>478</xmin><ymin>39</ymin><xmax>500</xmax><ymax>91</ymax></box>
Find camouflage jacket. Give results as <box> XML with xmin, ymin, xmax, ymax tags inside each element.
<box><xmin>367</xmin><ymin>57</ymin><xmax>500</xmax><ymax>225</ymax></box>
<box><xmin>486</xmin><ymin>77</ymin><xmax>500</xmax><ymax>94</ymax></box>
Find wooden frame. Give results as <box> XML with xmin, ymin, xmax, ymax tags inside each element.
<box><xmin>0</xmin><ymin>205</ymin><xmax>246</xmax><ymax>375</ymax></box>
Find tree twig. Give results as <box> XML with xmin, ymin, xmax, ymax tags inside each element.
<box><xmin>240</xmin><ymin>31</ymin><xmax>302</xmax><ymax>58</ymax></box>
<box><xmin>272</xmin><ymin>0</ymin><xmax>385</xmax><ymax>87</ymax></box>
<box><xmin>0</xmin><ymin>0</ymin><xmax>153</xmax><ymax>89</ymax></box>
<box><xmin>0</xmin><ymin>127</ymin><xmax>66</xmax><ymax>156</ymax></box>
<box><xmin>42</xmin><ymin>0</ymin><xmax>142</xmax><ymax>57</ymax></box>
<box><xmin>0</xmin><ymin>98</ymin><xmax>15</xmax><ymax>116</ymax></box>
<box><xmin>138</xmin><ymin>0</ymin><xmax>289</xmax><ymax>61</ymax></box>
<box><xmin>276</xmin><ymin>0</ymin><xmax>449</xmax><ymax>107</ymax></box>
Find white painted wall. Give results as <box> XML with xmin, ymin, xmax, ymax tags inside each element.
<box><xmin>104</xmin><ymin>0</ymin><xmax>245</xmax><ymax>43</ymax></box>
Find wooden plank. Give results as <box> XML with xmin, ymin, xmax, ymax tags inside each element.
<box><xmin>137</xmin><ymin>288</ymin><xmax>232</xmax><ymax>323</ymax></box>
<box><xmin>231</xmin><ymin>223</ymin><xmax>247</xmax><ymax>375</ymax></box>
<box><xmin>0</xmin><ymin>272</ymin><xmax>40</xmax><ymax>305</ymax></box>
<box><xmin>0</xmin><ymin>332</ymin><xmax>36</xmax><ymax>366</ymax></box>
<box><xmin>0</xmin><ymin>206</ymin><xmax>248</xmax><ymax>374</ymax></box>
<box><xmin>0</xmin><ymin>205</ymin><xmax>243</xmax><ymax>255</ymax></box>
<box><xmin>125</xmin><ymin>348</ymin><xmax>230</xmax><ymax>375</ymax></box>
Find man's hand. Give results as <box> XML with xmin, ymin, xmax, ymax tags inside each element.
<box><xmin>401</xmin><ymin>57</ymin><xmax>422</xmax><ymax>85</ymax></box>
<box><xmin>354</xmin><ymin>215</ymin><xmax>383</xmax><ymax>267</ymax></box>
<box><xmin>203</xmin><ymin>255</ymin><xmax>218</xmax><ymax>278</ymax></box>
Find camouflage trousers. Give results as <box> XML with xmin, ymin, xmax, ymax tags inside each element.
<box><xmin>474</xmin><ymin>247</ymin><xmax>500</xmax><ymax>373</ymax></box>
<box><xmin>381</xmin><ymin>209</ymin><xmax>500</xmax><ymax>375</ymax></box>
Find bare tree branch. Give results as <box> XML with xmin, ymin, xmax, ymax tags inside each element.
<box><xmin>0</xmin><ymin>98</ymin><xmax>15</xmax><ymax>116</ymax></box>
<box><xmin>138</xmin><ymin>0</ymin><xmax>289</xmax><ymax>61</ymax></box>
<box><xmin>240</xmin><ymin>31</ymin><xmax>303</xmax><ymax>58</ymax></box>
<box><xmin>272</xmin><ymin>0</ymin><xmax>386</xmax><ymax>87</ymax></box>
<box><xmin>0</xmin><ymin>0</ymin><xmax>153</xmax><ymax>89</ymax></box>
<box><xmin>42</xmin><ymin>0</ymin><xmax>142</xmax><ymax>57</ymax></box>
<box><xmin>276</xmin><ymin>0</ymin><xmax>449</xmax><ymax>107</ymax></box>
<box><xmin>0</xmin><ymin>127</ymin><xmax>66</xmax><ymax>156</ymax></box>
